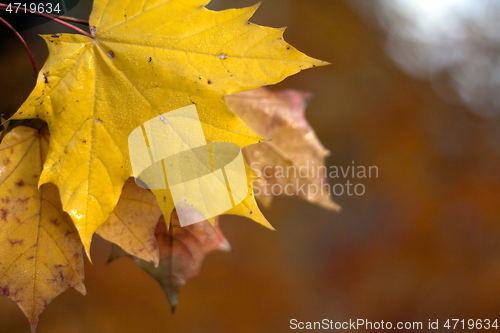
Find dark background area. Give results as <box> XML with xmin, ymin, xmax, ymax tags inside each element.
<box><xmin>0</xmin><ymin>0</ymin><xmax>80</xmax><ymax>32</ymax></box>
<box><xmin>1</xmin><ymin>0</ymin><xmax>500</xmax><ymax>332</ymax></box>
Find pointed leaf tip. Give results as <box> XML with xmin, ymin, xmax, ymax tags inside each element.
<box><xmin>170</xmin><ymin>301</ymin><xmax>177</xmax><ymax>314</ymax></box>
<box><xmin>220</xmin><ymin>237</ymin><xmax>232</xmax><ymax>252</ymax></box>
<box><xmin>82</xmin><ymin>239</ymin><xmax>93</xmax><ymax>265</ymax></box>
<box><xmin>30</xmin><ymin>319</ymin><xmax>38</xmax><ymax>333</ymax></box>
<box><xmin>132</xmin><ymin>215</ymin><xmax>230</xmax><ymax>311</ymax></box>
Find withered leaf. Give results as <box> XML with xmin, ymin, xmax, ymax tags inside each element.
<box><xmin>226</xmin><ymin>88</ymin><xmax>340</xmax><ymax>211</ymax></box>
<box><xmin>109</xmin><ymin>211</ymin><xmax>230</xmax><ymax>311</ymax></box>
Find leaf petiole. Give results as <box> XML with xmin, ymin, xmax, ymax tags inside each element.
<box><xmin>0</xmin><ymin>3</ymin><xmax>91</xmax><ymax>37</ymax></box>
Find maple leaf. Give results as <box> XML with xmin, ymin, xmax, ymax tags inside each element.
<box><xmin>96</xmin><ymin>178</ymin><xmax>162</xmax><ymax>265</ymax></box>
<box><xmin>11</xmin><ymin>0</ymin><xmax>326</xmax><ymax>254</ymax></box>
<box><xmin>226</xmin><ymin>88</ymin><xmax>340</xmax><ymax>211</ymax></box>
<box><xmin>109</xmin><ymin>212</ymin><xmax>230</xmax><ymax>311</ymax></box>
<box><xmin>0</xmin><ymin>126</ymin><xmax>85</xmax><ymax>332</ymax></box>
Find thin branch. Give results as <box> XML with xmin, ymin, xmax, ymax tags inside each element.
<box><xmin>0</xmin><ymin>3</ymin><xmax>91</xmax><ymax>38</ymax></box>
<box><xmin>0</xmin><ymin>16</ymin><xmax>38</xmax><ymax>75</ymax></box>
<box><xmin>45</xmin><ymin>13</ymin><xmax>89</xmax><ymax>26</ymax></box>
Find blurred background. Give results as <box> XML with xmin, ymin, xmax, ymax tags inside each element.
<box><xmin>2</xmin><ymin>0</ymin><xmax>500</xmax><ymax>332</ymax></box>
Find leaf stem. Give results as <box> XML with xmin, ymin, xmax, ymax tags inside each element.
<box><xmin>46</xmin><ymin>13</ymin><xmax>89</xmax><ymax>25</ymax></box>
<box><xmin>47</xmin><ymin>14</ymin><xmax>90</xmax><ymax>26</ymax></box>
<box><xmin>0</xmin><ymin>16</ymin><xmax>38</xmax><ymax>75</ymax></box>
<box><xmin>0</xmin><ymin>3</ymin><xmax>91</xmax><ymax>37</ymax></box>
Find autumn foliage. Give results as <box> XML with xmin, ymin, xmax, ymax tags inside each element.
<box><xmin>0</xmin><ymin>0</ymin><xmax>333</xmax><ymax>331</ymax></box>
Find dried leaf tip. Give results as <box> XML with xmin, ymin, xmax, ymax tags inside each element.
<box><xmin>220</xmin><ymin>237</ymin><xmax>232</xmax><ymax>252</ymax></box>
<box><xmin>166</xmin><ymin>291</ymin><xmax>178</xmax><ymax>314</ymax></box>
<box><xmin>30</xmin><ymin>319</ymin><xmax>38</xmax><ymax>333</ymax></box>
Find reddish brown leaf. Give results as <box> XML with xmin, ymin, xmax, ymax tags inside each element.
<box><xmin>110</xmin><ymin>211</ymin><xmax>230</xmax><ymax>310</ymax></box>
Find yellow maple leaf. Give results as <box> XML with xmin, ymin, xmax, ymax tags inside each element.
<box><xmin>12</xmin><ymin>0</ymin><xmax>326</xmax><ymax>255</ymax></box>
<box><xmin>0</xmin><ymin>126</ymin><xmax>85</xmax><ymax>332</ymax></box>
